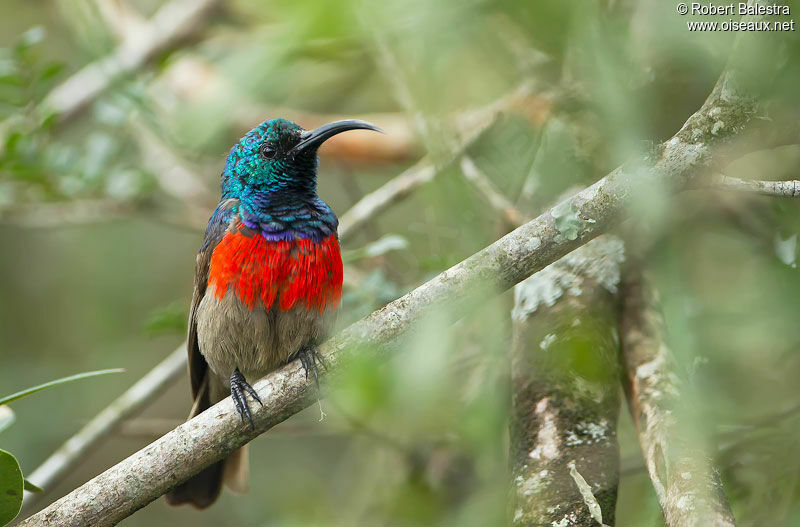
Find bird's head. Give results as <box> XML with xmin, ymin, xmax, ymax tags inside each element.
<box><xmin>221</xmin><ymin>118</ymin><xmax>382</xmax><ymax>199</ymax></box>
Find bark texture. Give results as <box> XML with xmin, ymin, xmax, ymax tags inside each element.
<box><xmin>510</xmin><ymin>235</ymin><xmax>624</xmax><ymax>527</ymax></box>
<box><xmin>620</xmin><ymin>267</ymin><xmax>736</xmax><ymax>527</ymax></box>
<box><xmin>703</xmin><ymin>175</ymin><xmax>800</xmax><ymax>197</ymax></box>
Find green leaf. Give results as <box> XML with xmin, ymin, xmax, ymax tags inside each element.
<box><xmin>0</xmin><ymin>369</ymin><xmax>125</xmax><ymax>406</ymax></box>
<box><xmin>0</xmin><ymin>449</ymin><xmax>23</xmax><ymax>525</ymax></box>
<box><xmin>143</xmin><ymin>302</ymin><xmax>187</xmax><ymax>335</ymax></box>
<box><xmin>37</xmin><ymin>108</ymin><xmax>59</xmax><ymax>129</ymax></box>
<box><xmin>15</xmin><ymin>26</ymin><xmax>46</xmax><ymax>52</ymax></box>
<box><xmin>23</xmin><ymin>479</ymin><xmax>43</xmax><ymax>494</ymax></box>
<box><xmin>0</xmin><ymin>74</ymin><xmax>22</xmax><ymax>86</ymax></box>
<box><xmin>0</xmin><ymin>407</ymin><xmax>13</xmax><ymax>434</ymax></box>
<box><xmin>37</xmin><ymin>62</ymin><xmax>63</xmax><ymax>83</ymax></box>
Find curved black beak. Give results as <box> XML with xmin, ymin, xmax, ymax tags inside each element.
<box><xmin>291</xmin><ymin>119</ymin><xmax>384</xmax><ymax>155</ymax></box>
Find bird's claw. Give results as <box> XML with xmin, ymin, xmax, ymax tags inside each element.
<box><xmin>296</xmin><ymin>346</ymin><xmax>328</xmax><ymax>386</ymax></box>
<box><xmin>230</xmin><ymin>368</ymin><xmax>261</xmax><ymax>429</ymax></box>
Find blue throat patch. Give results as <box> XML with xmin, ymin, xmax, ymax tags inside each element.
<box><xmin>219</xmin><ymin>118</ymin><xmax>338</xmax><ymax>242</ymax></box>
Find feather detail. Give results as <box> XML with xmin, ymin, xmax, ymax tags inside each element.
<box><xmin>207</xmin><ymin>231</ymin><xmax>343</xmax><ymax>312</ymax></box>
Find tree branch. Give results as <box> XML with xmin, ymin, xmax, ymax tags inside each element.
<box><xmin>20</xmin><ymin>347</ymin><xmax>187</xmax><ymax>513</ymax></box>
<box><xmin>619</xmin><ymin>265</ymin><xmax>736</xmax><ymax>527</ymax></box>
<box><xmin>701</xmin><ymin>174</ymin><xmax>800</xmax><ymax>197</ymax></box>
<box><xmin>510</xmin><ymin>235</ymin><xmax>624</xmax><ymax>526</ymax></box>
<box><xmin>459</xmin><ymin>156</ymin><xmax>527</xmax><ymax>228</ymax></box>
<box><xmin>39</xmin><ymin>0</ymin><xmax>221</xmax><ymax>123</ymax></box>
<box><xmin>19</xmin><ymin>193</ymin><xmax>620</xmax><ymax>525</ymax></box>
<box><xmin>93</xmin><ymin>0</ymin><xmax>148</xmax><ymax>41</ymax></box>
<box><xmin>130</xmin><ymin>119</ymin><xmax>217</xmax><ymax>209</ymax></box>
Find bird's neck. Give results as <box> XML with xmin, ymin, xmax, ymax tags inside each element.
<box><xmin>235</xmin><ymin>189</ymin><xmax>338</xmax><ymax>242</ymax></box>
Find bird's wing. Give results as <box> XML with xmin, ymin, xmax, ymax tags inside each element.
<box><xmin>166</xmin><ymin>199</ymin><xmax>245</xmax><ymax>508</ymax></box>
<box><xmin>187</xmin><ymin>198</ymin><xmax>239</xmax><ymax>414</ymax></box>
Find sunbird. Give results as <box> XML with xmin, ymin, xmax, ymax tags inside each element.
<box><xmin>166</xmin><ymin>118</ymin><xmax>382</xmax><ymax>508</ymax></box>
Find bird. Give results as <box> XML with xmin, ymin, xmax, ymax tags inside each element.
<box><xmin>165</xmin><ymin>117</ymin><xmax>382</xmax><ymax>509</ymax></box>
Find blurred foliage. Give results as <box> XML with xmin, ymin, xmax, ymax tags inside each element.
<box><xmin>0</xmin><ymin>0</ymin><xmax>799</xmax><ymax>526</ymax></box>
<box><xmin>0</xmin><ymin>369</ymin><xmax>123</xmax><ymax>525</ymax></box>
<box><xmin>143</xmin><ymin>300</ymin><xmax>188</xmax><ymax>336</ymax></box>
<box><xmin>0</xmin><ymin>27</ymin><xmax>154</xmax><ymax>208</ymax></box>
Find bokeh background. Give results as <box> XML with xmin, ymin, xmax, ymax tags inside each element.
<box><xmin>1</xmin><ymin>0</ymin><xmax>800</xmax><ymax>525</ymax></box>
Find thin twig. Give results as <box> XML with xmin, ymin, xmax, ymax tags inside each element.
<box><xmin>702</xmin><ymin>174</ymin><xmax>800</xmax><ymax>197</ymax></box>
<box><xmin>343</xmin><ymin>30</ymin><xmax>540</xmax><ymax>243</ymax></box>
<box><xmin>368</xmin><ymin>26</ymin><xmax>434</xmax><ymax>145</ymax></box>
<box><xmin>459</xmin><ymin>156</ymin><xmax>527</xmax><ymax>227</ymax></box>
<box><xmin>338</xmin><ymin>81</ymin><xmax>535</xmax><ymax>243</ymax></box>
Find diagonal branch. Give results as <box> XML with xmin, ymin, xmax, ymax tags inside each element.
<box><xmin>18</xmin><ymin>7</ymin><xmax>783</xmax><ymax>524</ymax></box>
<box><xmin>39</xmin><ymin>0</ymin><xmax>221</xmax><ymax>123</ymax></box>
<box><xmin>22</xmin><ymin>175</ymin><xmax>628</xmax><ymax>526</ymax></box>
<box><xmin>459</xmin><ymin>156</ymin><xmax>527</xmax><ymax>228</ymax></box>
<box><xmin>19</xmin><ymin>48</ymin><xmax>772</xmax><ymax>524</ymax></box>
<box><xmin>16</xmin><ymin>86</ymin><xmax>528</xmax><ymax>505</ymax></box>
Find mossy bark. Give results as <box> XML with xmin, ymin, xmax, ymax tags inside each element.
<box><xmin>510</xmin><ymin>236</ymin><xmax>624</xmax><ymax>526</ymax></box>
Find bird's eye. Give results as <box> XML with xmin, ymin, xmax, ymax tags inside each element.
<box><xmin>259</xmin><ymin>143</ymin><xmax>276</xmax><ymax>159</ymax></box>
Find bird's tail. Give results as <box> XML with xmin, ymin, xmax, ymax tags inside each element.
<box><xmin>165</xmin><ymin>375</ymin><xmax>249</xmax><ymax>509</ymax></box>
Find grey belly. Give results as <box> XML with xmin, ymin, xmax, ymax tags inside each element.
<box><xmin>195</xmin><ymin>290</ymin><xmax>335</xmax><ymax>382</ymax></box>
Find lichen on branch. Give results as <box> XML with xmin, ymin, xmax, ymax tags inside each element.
<box><xmin>509</xmin><ymin>235</ymin><xmax>624</xmax><ymax>527</ymax></box>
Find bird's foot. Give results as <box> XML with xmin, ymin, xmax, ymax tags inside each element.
<box><xmin>295</xmin><ymin>346</ymin><xmax>328</xmax><ymax>386</ymax></box>
<box><xmin>230</xmin><ymin>368</ymin><xmax>261</xmax><ymax>429</ymax></box>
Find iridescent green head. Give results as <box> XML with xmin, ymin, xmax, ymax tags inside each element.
<box><xmin>221</xmin><ymin>117</ymin><xmax>382</xmax><ymax>201</ymax></box>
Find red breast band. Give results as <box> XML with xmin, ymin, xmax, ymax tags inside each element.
<box><xmin>207</xmin><ymin>231</ymin><xmax>343</xmax><ymax>312</ymax></box>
